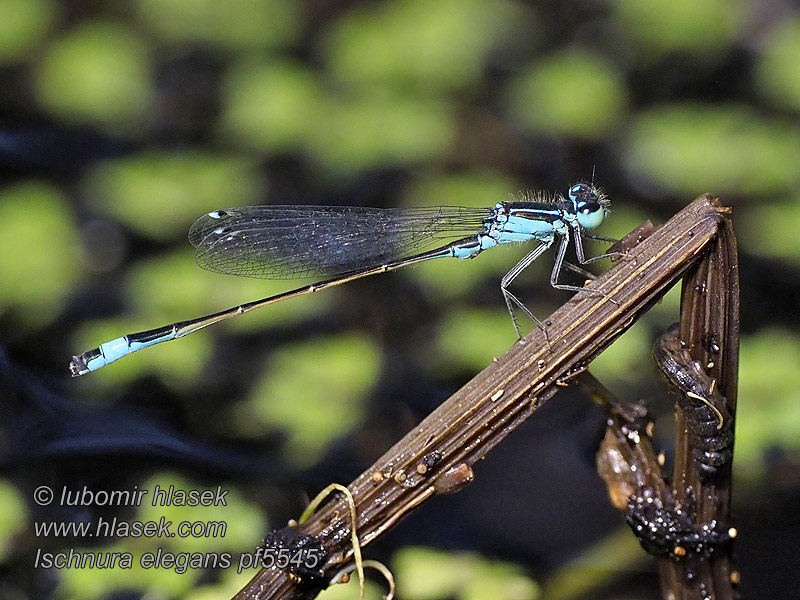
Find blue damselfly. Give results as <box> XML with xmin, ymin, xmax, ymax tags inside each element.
<box><xmin>70</xmin><ymin>183</ymin><xmax>612</xmax><ymax>376</ymax></box>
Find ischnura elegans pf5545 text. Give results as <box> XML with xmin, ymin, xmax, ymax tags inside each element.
<box><xmin>69</xmin><ymin>182</ymin><xmax>612</xmax><ymax>376</ymax></box>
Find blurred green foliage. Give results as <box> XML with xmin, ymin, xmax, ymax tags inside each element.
<box><xmin>507</xmin><ymin>50</ymin><xmax>627</xmax><ymax>138</ymax></box>
<box><xmin>435</xmin><ymin>307</ymin><xmax>520</xmax><ymax>374</ymax></box>
<box><xmin>736</xmin><ymin>330</ymin><xmax>800</xmax><ymax>473</ymax></box>
<box><xmin>622</xmin><ymin>103</ymin><xmax>800</xmax><ymax>196</ymax></box>
<box><xmin>35</xmin><ymin>21</ymin><xmax>152</xmax><ymax>129</ymax></box>
<box><xmin>134</xmin><ymin>0</ymin><xmax>300</xmax><ymax>49</ymax></box>
<box><xmin>308</xmin><ymin>90</ymin><xmax>455</xmax><ymax>174</ymax></box>
<box><xmin>219</xmin><ymin>59</ymin><xmax>323</xmax><ymax>153</ymax></box>
<box><xmin>756</xmin><ymin>18</ymin><xmax>800</xmax><ymax>111</ymax></box>
<box><xmin>322</xmin><ymin>0</ymin><xmax>525</xmax><ymax>92</ymax></box>
<box><xmin>542</xmin><ymin>528</ymin><xmax>647</xmax><ymax>600</ymax></box>
<box><xmin>0</xmin><ymin>181</ymin><xmax>82</xmax><ymax>327</ymax></box>
<box><xmin>0</xmin><ymin>479</ymin><xmax>27</xmax><ymax>563</ymax></box>
<box><xmin>738</xmin><ymin>194</ymin><xmax>800</xmax><ymax>260</ymax></box>
<box><xmin>240</xmin><ymin>334</ymin><xmax>381</xmax><ymax>466</ymax></box>
<box><xmin>182</xmin><ymin>570</ymin><xmax>261</xmax><ymax>600</ymax></box>
<box><xmin>0</xmin><ymin>0</ymin><xmax>56</xmax><ymax>63</ymax></box>
<box><xmin>391</xmin><ymin>546</ymin><xmax>540</xmax><ymax>600</ymax></box>
<box><xmin>83</xmin><ymin>152</ymin><xmax>265</xmax><ymax>240</ymax></box>
<box><xmin>613</xmin><ymin>0</ymin><xmax>745</xmax><ymax>56</ymax></box>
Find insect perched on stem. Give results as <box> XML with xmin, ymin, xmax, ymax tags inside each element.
<box><xmin>70</xmin><ymin>183</ymin><xmax>613</xmax><ymax>376</ymax></box>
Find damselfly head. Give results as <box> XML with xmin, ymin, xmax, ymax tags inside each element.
<box><xmin>569</xmin><ymin>182</ymin><xmax>609</xmax><ymax>230</ymax></box>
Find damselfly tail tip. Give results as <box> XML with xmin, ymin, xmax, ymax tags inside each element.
<box><xmin>68</xmin><ymin>348</ymin><xmax>102</xmax><ymax>377</ymax></box>
<box><xmin>69</xmin><ymin>356</ymin><xmax>89</xmax><ymax>377</ymax></box>
<box><xmin>69</xmin><ymin>358</ymin><xmax>87</xmax><ymax>377</ymax></box>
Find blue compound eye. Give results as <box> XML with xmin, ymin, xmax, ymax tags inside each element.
<box><xmin>576</xmin><ymin>199</ymin><xmax>605</xmax><ymax>229</ymax></box>
<box><xmin>569</xmin><ymin>183</ymin><xmax>594</xmax><ymax>203</ymax></box>
<box><xmin>569</xmin><ymin>183</ymin><xmax>586</xmax><ymax>198</ymax></box>
<box><xmin>568</xmin><ymin>183</ymin><xmax>605</xmax><ymax>229</ymax></box>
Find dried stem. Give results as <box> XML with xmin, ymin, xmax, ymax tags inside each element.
<box><xmin>658</xmin><ymin>205</ymin><xmax>739</xmax><ymax>598</ymax></box>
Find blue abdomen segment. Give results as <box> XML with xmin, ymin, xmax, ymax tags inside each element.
<box><xmin>90</xmin><ymin>336</ymin><xmax>131</xmax><ymax>370</ymax></box>
<box><xmin>449</xmin><ymin>233</ymin><xmax>499</xmax><ymax>259</ymax></box>
<box><xmin>82</xmin><ymin>330</ymin><xmax>177</xmax><ymax>372</ymax></box>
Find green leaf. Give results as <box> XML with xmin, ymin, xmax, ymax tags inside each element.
<box><xmin>436</xmin><ymin>308</ymin><xmax>519</xmax><ymax>374</ymax></box>
<box><xmin>0</xmin><ymin>181</ymin><xmax>82</xmax><ymax>327</ymax></box>
<box><xmin>84</xmin><ymin>151</ymin><xmax>264</xmax><ymax>241</ymax></box>
<box><xmin>219</xmin><ymin>59</ymin><xmax>323</xmax><ymax>153</ymax></box>
<box><xmin>507</xmin><ymin>50</ymin><xmax>627</xmax><ymax>139</ymax></box>
<box><xmin>323</xmin><ymin>0</ymin><xmax>527</xmax><ymax>92</ymax></box>
<box><xmin>0</xmin><ymin>0</ymin><xmax>57</xmax><ymax>64</ymax></box>
<box><xmin>613</xmin><ymin>0</ymin><xmax>745</xmax><ymax>56</ymax></box>
<box><xmin>622</xmin><ymin>103</ymin><xmax>800</xmax><ymax>196</ymax></box>
<box><xmin>241</xmin><ymin>333</ymin><xmax>381</xmax><ymax>466</ymax></box>
<box><xmin>0</xmin><ymin>480</ymin><xmax>27</xmax><ymax>562</ymax></box>
<box><xmin>756</xmin><ymin>18</ymin><xmax>800</xmax><ymax>112</ymax></box>
<box><xmin>35</xmin><ymin>21</ymin><xmax>151</xmax><ymax>129</ymax></box>
<box><xmin>736</xmin><ymin>330</ymin><xmax>800</xmax><ymax>471</ymax></box>
<box><xmin>309</xmin><ymin>90</ymin><xmax>455</xmax><ymax>174</ymax></box>
<box><xmin>134</xmin><ymin>0</ymin><xmax>300</xmax><ymax>50</ymax></box>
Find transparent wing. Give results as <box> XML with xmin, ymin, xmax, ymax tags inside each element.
<box><xmin>188</xmin><ymin>205</ymin><xmax>493</xmax><ymax>279</ymax></box>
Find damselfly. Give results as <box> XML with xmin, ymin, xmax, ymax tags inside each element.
<box><xmin>69</xmin><ymin>183</ymin><xmax>612</xmax><ymax>376</ymax></box>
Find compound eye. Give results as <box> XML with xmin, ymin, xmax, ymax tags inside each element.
<box><xmin>569</xmin><ymin>183</ymin><xmax>597</xmax><ymax>204</ymax></box>
<box><xmin>576</xmin><ymin>199</ymin><xmax>605</xmax><ymax>229</ymax></box>
<box><xmin>569</xmin><ymin>183</ymin><xmax>586</xmax><ymax>197</ymax></box>
<box><xmin>579</xmin><ymin>201</ymin><xmax>600</xmax><ymax>215</ymax></box>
